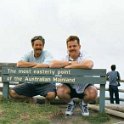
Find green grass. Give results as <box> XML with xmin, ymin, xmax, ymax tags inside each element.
<box><xmin>84</xmin><ymin>112</ymin><xmax>110</xmax><ymax>124</ymax></box>
<box><xmin>0</xmin><ymin>98</ymin><xmax>61</xmax><ymax>124</ymax></box>
<box><xmin>0</xmin><ymin>97</ymin><xmax>112</xmax><ymax>124</ymax></box>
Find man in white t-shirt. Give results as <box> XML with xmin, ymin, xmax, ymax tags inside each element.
<box><xmin>50</xmin><ymin>35</ymin><xmax>97</xmax><ymax>116</ymax></box>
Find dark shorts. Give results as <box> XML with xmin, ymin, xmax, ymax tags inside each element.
<box><xmin>65</xmin><ymin>83</ymin><xmax>92</xmax><ymax>99</ymax></box>
<box><xmin>13</xmin><ymin>83</ymin><xmax>56</xmax><ymax>97</ymax></box>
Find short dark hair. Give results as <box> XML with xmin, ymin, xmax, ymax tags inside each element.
<box><xmin>111</xmin><ymin>65</ymin><xmax>116</xmax><ymax>71</ymax></box>
<box><xmin>31</xmin><ymin>36</ymin><xmax>45</xmax><ymax>46</ymax></box>
<box><xmin>66</xmin><ymin>35</ymin><xmax>80</xmax><ymax>45</ymax></box>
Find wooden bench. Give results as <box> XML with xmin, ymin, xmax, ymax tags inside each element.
<box><xmin>1</xmin><ymin>64</ymin><xmax>106</xmax><ymax>113</ymax></box>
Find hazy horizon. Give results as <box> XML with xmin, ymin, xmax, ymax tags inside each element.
<box><xmin>0</xmin><ymin>0</ymin><xmax>124</xmax><ymax>78</ymax></box>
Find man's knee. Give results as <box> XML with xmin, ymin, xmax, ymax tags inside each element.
<box><xmin>56</xmin><ymin>85</ymin><xmax>71</xmax><ymax>100</ymax></box>
<box><xmin>84</xmin><ymin>86</ymin><xmax>98</xmax><ymax>102</ymax></box>
<box><xmin>46</xmin><ymin>92</ymin><xmax>56</xmax><ymax>101</ymax></box>
<box><xmin>9</xmin><ymin>89</ymin><xmax>18</xmax><ymax>98</ymax></box>
<box><xmin>9</xmin><ymin>89</ymin><xmax>26</xmax><ymax>99</ymax></box>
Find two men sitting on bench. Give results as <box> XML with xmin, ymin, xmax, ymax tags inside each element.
<box><xmin>10</xmin><ymin>35</ymin><xmax>97</xmax><ymax>116</ymax></box>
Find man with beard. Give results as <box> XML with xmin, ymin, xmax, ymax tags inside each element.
<box><xmin>9</xmin><ymin>36</ymin><xmax>56</xmax><ymax>103</ymax></box>
<box><xmin>50</xmin><ymin>35</ymin><xmax>97</xmax><ymax>116</ymax></box>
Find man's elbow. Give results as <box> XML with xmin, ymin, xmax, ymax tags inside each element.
<box><xmin>16</xmin><ymin>61</ymin><xmax>23</xmax><ymax>67</ymax></box>
<box><xmin>87</xmin><ymin>62</ymin><xmax>94</xmax><ymax>69</ymax></box>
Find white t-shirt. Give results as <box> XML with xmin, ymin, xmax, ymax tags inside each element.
<box><xmin>57</xmin><ymin>51</ymin><xmax>93</xmax><ymax>93</ymax></box>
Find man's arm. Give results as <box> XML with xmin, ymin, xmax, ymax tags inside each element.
<box><xmin>17</xmin><ymin>61</ymin><xmax>49</xmax><ymax>68</ymax></box>
<box><xmin>17</xmin><ymin>61</ymin><xmax>37</xmax><ymax>67</ymax></box>
<box><xmin>117</xmin><ymin>71</ymin><xmax>121</xmax><ymax>86</ymax></box>
<box><xmin>65</xmin><ymin>59</ymin><xmax>94</xmax><ymax>69</ymax></box>
<box><xmin>33</xmin><ymin>63</ymin><xmax>49</xmax><ymax>68</ymax></box>
<box><xmin>49</xmin><ymin>59</ymin><xmax>93</xmax><ymax>69</ymax></box>
<box><xmin>117</xmin><ymin>71</ymin><xmax>121</xmax><ymax>80</ymax></box>
<box><xmin>49</xmin><ymin>60</ymin><xmax>71</xmax><ymax>68</ymax></box>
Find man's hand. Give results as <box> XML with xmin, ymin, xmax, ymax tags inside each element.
<box><xmin>65</xmin><ymin>61</ymin><xmax>78</xmax><ymax>68</ymax></box>
<box><xmin>49</xmin><ymin>60</ymin><xmax>62</xmax><ymax>68</ymax></box>
<box><xmin>33</xmin><ymin>63</ymin><xmax>49</xmax><ymax>68</ymax></box>
<box><xmin>49</xmin><ymin>60</ymin><xmax>69</xmax><ymax>68</ymax></box>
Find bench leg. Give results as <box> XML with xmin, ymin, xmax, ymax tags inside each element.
<box><xmin>3</xmin><ymin>82</ymin><xmax>9</xmax><ymax>99</ymax></box>
<box><xmin>99</xmin><ymin>84</ymin><xmax>105</xmax><ymax>113</ymax></box>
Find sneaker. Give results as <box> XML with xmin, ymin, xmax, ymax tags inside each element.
<box><xmin>65</xmin><ymin>100</ymin><xmax>76</xmax><ymax>116</ymax></box>
<box><xmin>79</xmin><ymin>100</ymin><xmax>89</xmax><ymax>116</ymax></box>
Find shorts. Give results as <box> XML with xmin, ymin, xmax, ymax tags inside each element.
<box><xmin>65</xmin><ymin>83</ymin><xmax>92</xmax><ymax>99</ymax></box>
<box><xmin>13</xmin><ymin>83</ymin><xmax>56</xmax><ymax>97</ymax></box>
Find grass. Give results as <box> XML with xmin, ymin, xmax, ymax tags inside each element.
<box><xmin>84</xmin><ymin>112</ymin><xmax>110</xmax><ymax>124</ymax></box>
<box><xmin>0</xmin><ymin>97</ymin><xmax>113</xmax><ymax>124</ymax></box>
<box><xmin>0</xmin><ymin>98</ymin><xmax>61</xmax><ymax>124</ymax></box>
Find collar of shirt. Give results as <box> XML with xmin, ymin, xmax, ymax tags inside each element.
<box><xmin>67</xmin><ymin>52</ymin><xmax>82</xmax><ymax>61</ymax></box>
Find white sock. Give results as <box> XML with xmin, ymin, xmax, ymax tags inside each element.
<box><xmin>81</xmin><ymin>99</ymin><xmax>87</xmax><ymax>105</ymax></box>
<box><xmin>68</xmin><ymin>99</ymin><xmax>74</xmax><ymax>105</ymax></box>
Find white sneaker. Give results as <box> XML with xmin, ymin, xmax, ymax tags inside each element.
<box><xmin>79</xmin><ymin>100</ymin><xmax>89</xmax><ymax>116</ymax></box>
<box><xmin>65</xmin><ymin>100</ymin><xmax>76</xmax><ymax>116</ymax></box>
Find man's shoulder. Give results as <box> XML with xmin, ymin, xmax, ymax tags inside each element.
<box><xmin>42</xmin><ymin>50</ymin><xmax>49</xmax><ymax>53</ymax></box>
<box><xmin>42</xmin><ymin>50</ymin><xmax>52</xmax><ymax>55</ymax></box>
<box><xmin>24</xmin><ymin>51</ymin><xmax>33</xmax><ymax>56</ymax></box>
<box><xmin>79</xmin><ymin>51</ymin><xmax>93</xmax><ymax>62</ymax></box>
<box><xmin>80</xmin><ymin>51</ymin><xmax>90</xmax><ymax>57</ymax></box>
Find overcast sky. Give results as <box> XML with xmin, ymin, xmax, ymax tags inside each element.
<box><xmin>0</xmin><ymin>0</ymin><xmax>124</xmax><ymax>78</ymax></box>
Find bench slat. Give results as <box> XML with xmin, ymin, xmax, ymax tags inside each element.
<box><xmin>2</xmin><ymin>67</ymin><xmax>106</xmax><ymax>76</ymax></box>
<box><xmin>2</xmin><ymin>75</ymin><xmax>106</xmax><ymax>84</ymax></box>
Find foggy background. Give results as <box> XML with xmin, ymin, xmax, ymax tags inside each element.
<box><xmin>0</xmin><ymin>0</ymin><xmax>123</xmax><ymax>78</ymax></box>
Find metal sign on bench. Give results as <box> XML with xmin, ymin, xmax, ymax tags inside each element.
<box><xmin>2</xmin><ymin>67</ymin><xmax>106</xmax><ymax>113</ymax></box>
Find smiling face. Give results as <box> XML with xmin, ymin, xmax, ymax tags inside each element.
<box><xmin>32</xmin><ymin>39</ymin><xmax>44</xmax><ymax>58</ymax></box>
<box><xmin>67</xmin><ymin>40</ymin><xmax>81</xmax><ymax>59</ymax></box>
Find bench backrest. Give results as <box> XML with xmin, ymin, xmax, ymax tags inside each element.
<box><xmin>2</xmin><ymin>67</ymin><xmax>106</xmax><ymax>84</ymax></box>
<box><xmin>0</xmin><ymin>63</ymin><xmax>16</xmax><ymax>75</ymax></box>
